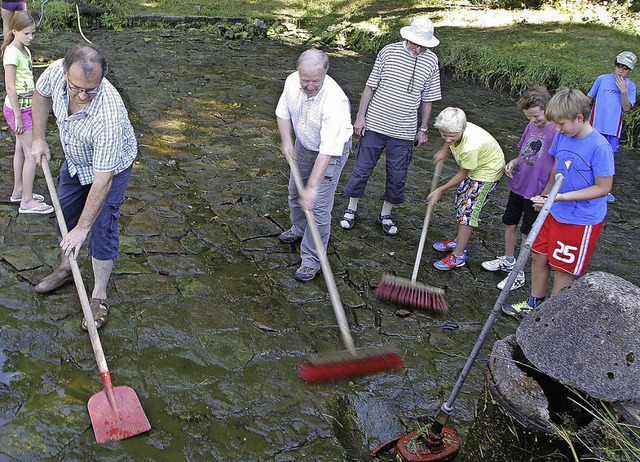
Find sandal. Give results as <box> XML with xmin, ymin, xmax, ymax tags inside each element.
<box><xmin>377</xmin><ymin>214</ymin><xmax>398</xmax><ymax>236</ymax></box>
<box><xmin>339</xmin><ymin>208</ymin><xmax>357</xmax><ymax>230</ymax></box>
<box><xmin>10</xmin><ymin>193</ymin><xmax>45</xmax><ymax>203</ymax></box>
<box><xmin>81</xmin><ymin>298</ymin><xmax>110</xmax><ymax>331</ymax></box>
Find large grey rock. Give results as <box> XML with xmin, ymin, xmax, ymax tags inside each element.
<box><xmin>516</xmin><ymin>272</ymin><xmax>640</xmax><ymax>401</ymax></box>
<box><xmin>488</xmin><ymin>335</ymin><xmax>550</xmax><ymax>425</ymax></box>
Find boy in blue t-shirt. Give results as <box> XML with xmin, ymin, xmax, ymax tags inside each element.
<box><xmin>503</xmin><ymin>87</ymin><xmax>615</xmax><ymax>319</ymax></box>
<box><xmin>588</xmin><ymin>51</ymin><xmax>637</xmax><ymax>153</ymax></box>
<box><xmin>482</xmin><ymin>86</ymin><xmax>557</xmax><ymax>291</ymax></box>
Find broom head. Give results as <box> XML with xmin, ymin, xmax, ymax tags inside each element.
<box><xmin>299</xmin><ymin>347</ymin><xmax>404</xmax><ymax>383</ymax></box>
<box><xmin>376</xmin><ymin>275</ymin><xmax>448</xmax><ymax>312</ymax></box>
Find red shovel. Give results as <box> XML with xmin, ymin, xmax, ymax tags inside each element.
<box><xmin>41</xmin><ymin>158</ymin><xmax>151</xmax><ymax>443</ymax></box>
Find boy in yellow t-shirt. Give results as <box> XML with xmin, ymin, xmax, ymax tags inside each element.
<box><xmin>427</xmin><ymin>107</ymin><xmax>505</xmax><ymax>270</ymax></box>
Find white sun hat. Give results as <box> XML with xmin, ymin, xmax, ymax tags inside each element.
<box><xmin>400</xmin><ymin>16</ymin><xmax>439</xmax><ymax>48</ymax></box>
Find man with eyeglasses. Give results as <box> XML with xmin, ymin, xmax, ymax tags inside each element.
<box><xmin>339</xmin><ymin>16</ymin><xmax>441</xmax><ymax>237</ymax></box>
<box><xmin>30</xmin><ymin>44</ymin><xmax>138</xmax><ymax>332</ymax></box>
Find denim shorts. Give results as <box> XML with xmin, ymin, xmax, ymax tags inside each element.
<box><xmin>57</xmin><ymin>160</ymin><xmax>133</xmax><ymax>260</ymax></box>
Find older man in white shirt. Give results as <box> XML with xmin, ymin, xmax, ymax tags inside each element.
<box><xmin>275</xmin><ymin>48</ymin><xmax>353</xmax><ymax>281</ymax></box>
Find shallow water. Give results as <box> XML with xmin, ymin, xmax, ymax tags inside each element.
<box><xmin>0</xmin><ymin>29</ymin><xmax>638</xmax><ymax>461</ymax></box>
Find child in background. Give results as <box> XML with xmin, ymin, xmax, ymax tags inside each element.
<box><xmin>427</xmin><ymin>107</ymin><xmax>505</xmax><ymax>270</ymax></box>
<box><xmin>1</xmin><ymin>0</ymin><xmax>26</xmax><ymax>40</ymax></box>
<box><xmin>2</xmin><ymin>11</ymin><xmax>52</xmax><ymax>214</ymax></box>
<box><xmin>588</xmin><ymin>51</ymin><xmax>636</xmax><ymax>154</ymax></box>
<box><xmin>482</xmin><ymin>86</ymin><xmax>557</xmax><ymax>291</ymax></box>
<box><xmin>503</xmin><ymin>87</ymin><xmax>614</xmax><ymax>319</ymax></box>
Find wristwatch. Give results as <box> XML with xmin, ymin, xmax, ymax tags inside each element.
<box><xmin>418</xmin><ymin>127</ymin><xmax>429</xmax><ymax>133</ymax></box>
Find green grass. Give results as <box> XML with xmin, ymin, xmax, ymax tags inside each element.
<box><xmin>32</xmin><ymin>0</ymin><xmax>640</xmax><ymax>144</ymax></box>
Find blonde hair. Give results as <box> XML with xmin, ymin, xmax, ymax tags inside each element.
<box><xmin>1</xmin><ymin>11</ymin><xmax>35</xmax><ymax>56</ymax></box>
<box><xmin>434</xmin><ymin>107</ymin><xmax>467</xmax><ymax>133</ymax></box>
<box><xmin>545</xmin><ymin>87</ymin><xmax>591</xmax><ymax>123</ymax></box>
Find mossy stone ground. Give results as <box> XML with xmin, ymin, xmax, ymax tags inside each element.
<box><xmin>0</xmin><ymin>29</ymin><xmax>637</xmax><ymax>460</ymax></box>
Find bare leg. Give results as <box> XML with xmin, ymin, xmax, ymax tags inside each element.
<box><xmin>34</xmin><ymin>253</ymin><xmax>73</xmax><ymax>294</ymax></box>
<box><xmin>504</xmin><ymin>224</ymin><xmax>518</xmax><ymax>257</ymax></box>
<box><xmin>531</xmin><ymin>252</ymin><xmax>550</xmax><ymax>299</ymax></box>
<box><xmin>11</xmin><ymin>135</ymin><xmax>24</xmax><ymax>200</ymax></box>
<box><xmin>91</xmin><ymin>257</ymin><xmax>114</xmax><ymax>300</ymax></box>
<box><xmin>59</xmin><ymin>253</ymin><xmax>71</xmax><ymax>271</ymax></box>
<box><xmin>17</xmin><ymin>130</ymin><xmax>40</xmax><ymax>209</ymax></box>
<box><xmin>551</xmin><ymin>271</ymin><xmax>575</xmax><ymax>296</ymax></box>
<box><xmin>1</xmin><ymin>9</ymin><xmax>13</xmax><ymax>43</ymax></box>
<box><xmin>452</xmin><ymin>223</ymin><xmax>472</xmax><ymax>258</ymax></box>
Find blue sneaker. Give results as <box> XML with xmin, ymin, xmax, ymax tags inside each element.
<box><xmin>434</xmin><ymin>253</ymin><xmax>466</xmax><ymax>270</ymax></box>
<box><xmin>433</xmin><ymin>238</ymin><xmax>457</xmax><ymax>251</ymax></box>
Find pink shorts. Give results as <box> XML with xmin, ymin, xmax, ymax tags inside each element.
<box><xmin>3</xmin><ymin>103</ymin><xmax>33</xmax><ymax>132</ymax></box>
<box><xmin>531</xmin><ymin>213</ymin><xmax>604</xmax><ymax>276</ymax></box>
<box><xmin>1</xmin><ymin>2</ymin><xmax>26</xmax><ymax>12</ymax></box>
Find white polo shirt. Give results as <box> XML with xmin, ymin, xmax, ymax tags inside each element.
<box><xmin>275</xmin><ymin>72</ymin><xmax>353</xmax><ymax>156</ymax></box>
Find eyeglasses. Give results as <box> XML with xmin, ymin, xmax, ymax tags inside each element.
<box><xmin>66</xmin><ymin>76</ymin><xmax>101</xmax><ymax>96</ymax></box>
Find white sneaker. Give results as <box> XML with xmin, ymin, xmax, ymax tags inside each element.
<box><xmin>482</xmin><ymin>255</ymin><xmax>515</xmax><ymax>272</ymax></box>
<box><xmin>497</xmin><ymin>270</ymin><xmax>526</xmax><ymax>291</ymax></box>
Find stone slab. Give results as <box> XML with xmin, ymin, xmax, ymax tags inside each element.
<box><xmin>516</xmin><ymin>271</ymin><xmax>640</xmax><ymax>401</ymax></box>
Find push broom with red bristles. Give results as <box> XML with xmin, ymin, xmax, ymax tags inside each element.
<box><xmin>283</xmin><ymin>155</ymin><xmax>405</xmax><ymax>383</ymax></box>
<box><xmin>376</xmin><ymin>160</ymin><xmax>448</xmax><ymax>311</ymax></box>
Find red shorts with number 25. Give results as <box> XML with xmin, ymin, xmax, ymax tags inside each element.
<box><xmin>531</xmin><ymin>213</ymin><xmax>604</xmax><ymax>276</ymax></box>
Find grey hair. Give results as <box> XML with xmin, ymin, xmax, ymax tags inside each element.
<box><xmin>434</xmin><ymin>107</ymin><xmax>467</xmax><ymax>133</ymax></box>
<box><xmin>296</xmin><ymin>48</ymin><xmax>329</xmax><ymax>72</ymax></box>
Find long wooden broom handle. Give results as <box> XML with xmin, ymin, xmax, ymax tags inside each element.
<box><xmin>286</xmin><ymin>154</ymin><xmax>357</xmax><ymax>355</ymax></box>
<box><xmin>41</xmin><ymin>158</ymin><xmax>111</xmax><ymax>375</ymax></box>
<box><xmin>411</xmin><ymin>160</ymin><xmax>444</xmax><ymax>283</ymax></box>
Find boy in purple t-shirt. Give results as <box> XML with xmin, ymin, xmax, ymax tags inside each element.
<box><xmin>482</xmin><ymin>86</ymin><xmax>556</xmax><ymax>291</ymax></box>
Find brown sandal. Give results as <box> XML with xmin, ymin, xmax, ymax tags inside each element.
<box><xmin>81</xmin><ymin>298</ymin><xmax>110</xmax><ymax>331</ymax></box>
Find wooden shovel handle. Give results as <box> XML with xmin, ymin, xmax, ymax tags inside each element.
<box><xmin>41</xmin><ymin>158</ymin><xmax>111</xmax><ymax>375</ymax></box>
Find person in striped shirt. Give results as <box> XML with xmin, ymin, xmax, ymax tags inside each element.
<box><xmin>339</xmin><ymin>16</ymin><xmax>442</xmax><ymax>236</ymax></box>
<box><xmin>30</xmin><ymin>44</ymin><xmax>138</xmax><ymax>331</ymax></box>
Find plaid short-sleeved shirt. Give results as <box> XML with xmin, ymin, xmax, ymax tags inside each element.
<box><xmin>36</xmin><ymin>59</ymin><xmax>138</xmax><ymax>185</ymax></box>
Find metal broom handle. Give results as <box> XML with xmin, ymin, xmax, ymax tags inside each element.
<box><xmin>286</xmin><ymin>155</ymin><xmax>357</xmax><ymax>355</ymax></box>
<box><xmin>411</xmin><ymin>160</ymin><xmax>443</xmax><ymax>283</ymax></box>
<box><xmin>431</xmin><ymin>169</ymin><xmax>568</xmax><ymax>435</ymax></box>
